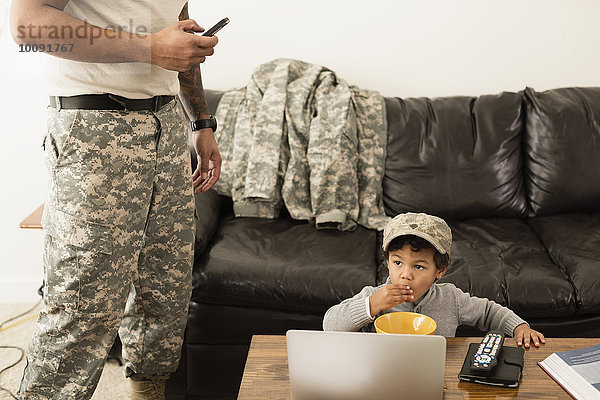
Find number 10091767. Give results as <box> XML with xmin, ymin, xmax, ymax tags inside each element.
<box><xmin>19</xmin><ymin>43</ymin><xmax>74</xmax><ymax>52</ymax></box>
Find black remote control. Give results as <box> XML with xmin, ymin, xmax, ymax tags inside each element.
<box><xmin>471</xmin><ymin>331</ymin><xmax>505</xmax><ymax>374</ymax></box>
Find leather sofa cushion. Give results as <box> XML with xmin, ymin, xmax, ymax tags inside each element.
<box><xmin>524</xmin><ymin>87</ymin><xmax>600</xmax><ymax>215</ymax></box>
<box><xmin>527</xmin><ymin>213</ymin><xmax>600</xmax><ymax>314</ymax></box>
<box><xmin>205</xmin><ymin>89</ymin><xmax>224</xmax><ymax>114</ymax></box>
<box><xmin>186</xmin><ymin>302</ymin><xmax>323</xmax><ymax>344</ymax></box>
<box><xmin>440</xmin><ymin>218</ymin><xmax>576</xmax><ymax>319</ymax></box>
<box><xmin>383</xmin><ymin>92</ymin><xmax>527</xmax><ymax>220</ymax></box>
<box><xmin>194</xmin><ymin>190</ymin><xmax>222</xmax><ymax>255</ymax></box>
<box><xmin>192</xmin><ymin>208</ymin><xmax>377</xmax><ymax>314</ymax></box>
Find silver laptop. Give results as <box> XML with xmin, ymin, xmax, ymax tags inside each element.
<box><xmin>286</xmin><ymin>330</ymin><xmax>446</xmax><ymax>400</ymax></box>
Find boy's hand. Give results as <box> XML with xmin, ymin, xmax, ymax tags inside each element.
<box><xmin>514</xmin><ymin>323</ymin><xmax>546</xmax><ymax>348</ymax></box>
<box><xmin>369</xmin><ymin>284</ymin><xmax>414</xmax><ymax>317</ymax></box>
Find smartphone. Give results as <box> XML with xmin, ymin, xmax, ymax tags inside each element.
<box><xmin>202</xmin><ymin>17</ymin><xmax>230</xmax><ymax>36</ymax></box>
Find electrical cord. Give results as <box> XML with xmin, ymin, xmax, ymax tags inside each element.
<box><xmin>0</xmin><ymin>300</ymin><xmax>42</xmax><ymax>331</ymax></box>
<box><xmin>0</xmin><ymin>346</ymin><xmax>24</xmax><ymax>400</ymax></box>
<box><xmin>0</xmin><ymin>300</ymin><xmax>42</xmax><ymax>399</ymax></box>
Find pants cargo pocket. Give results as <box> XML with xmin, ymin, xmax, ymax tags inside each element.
<box><xmin>42</xmin><ymin>205</ymin><xmax>115</xmax><ymax>314</ymax></box>
<box><xmin>19</xmin><ymin>349</ymin><xmax>63</xmax><ymax>399</ymax></box>
<box><xmin>42</xmin><ymin>349</ymin><xmax>62</xmax><ymax>373</ymax></box>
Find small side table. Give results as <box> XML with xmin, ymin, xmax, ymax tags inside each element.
<box><xmin>19</xmin><ymin>204</ymin><xmax>44</xmax><ymax>298</ymax></box>
<box><xmin>20</xmin><ymin>204</ymin><xmax>44</xmax><ymax>229</ymax></box>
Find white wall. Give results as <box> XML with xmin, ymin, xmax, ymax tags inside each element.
<box><xmin>1</xmin><ymin>0</ymin><xmax>599</xmax><ymax>302</ymax></box>
<box><xmin>194</xmin><ymin>0</ymin><xmax>600</xmax><ymax>96</ymax></box>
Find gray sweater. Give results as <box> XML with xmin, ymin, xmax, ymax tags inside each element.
<box><xmin>323</xmin><ymin>281</ymin><xmax>527</xmax><ymax>337</ymax></box>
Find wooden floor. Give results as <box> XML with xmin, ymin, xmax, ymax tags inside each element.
<box><xmin>0</xmin><ymin>302</ymin><xmax>128</xmax><ymax>400</ymax></box>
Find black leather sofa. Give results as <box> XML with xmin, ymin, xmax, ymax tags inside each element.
<box><xmin>166</xmin><ymin>87</ymin><xmax>600</xmax><ymax>399</ymax></box>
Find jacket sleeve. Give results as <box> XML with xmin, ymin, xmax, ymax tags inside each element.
<box><xmin>309</xmin><ymin>72</ymin><xmax>359</xmax><ymax>231</ymax></box>
<box><xmin>212</xmin><ymin>87</ymin><xmax>246</xmax><ymax>197</ymax></box>
<box><xmin>323</xmin><ymin>285</ymin><xmax>379</xmax><ymax>332</ymax></box>
<box><xmin>454</xmin><ymin>288</ymin><xmax>528</xmax><ymax>337</ymax></box>
<box><xmin>350</xmin><ymin>86</ymin><xmax>390</xmax><ymax>231</ymax></box>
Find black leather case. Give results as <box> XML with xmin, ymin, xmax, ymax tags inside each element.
<box><xmin>458</xmin><ymin>343</ymin><xmax>525</xmax><ymax>388</ymax></box>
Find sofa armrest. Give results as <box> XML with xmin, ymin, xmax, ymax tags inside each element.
<box><xmin>194</xmin><ymin>189</ymin><xmax>222</xmax><ymax>255</ymax></box>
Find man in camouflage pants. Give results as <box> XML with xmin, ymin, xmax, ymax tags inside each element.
<box><xmin>10</xmin><ymin>1</ymin><xmax>221</xmax><ymax>399</ymax></box>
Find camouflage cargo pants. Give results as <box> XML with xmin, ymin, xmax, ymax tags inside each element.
<box><xmin>19</xmin><ymin>98</ymin><xmax>195</xmax><ymax>399</ymax></box>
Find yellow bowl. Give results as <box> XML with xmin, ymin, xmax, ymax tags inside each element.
<box><xmin>374</xmin><ymin>312</ymin><xmax>437</xmax><ymax>335</ymax></box>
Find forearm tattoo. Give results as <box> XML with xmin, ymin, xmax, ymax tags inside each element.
<box><xmin>178</xmin><ymin>2</ymin><xmax>210</xmax><ymax>120</ymax></box>
<box><xmin>179</xmin><ymin>63</ymin><xmax>210</xmax><ymax>120</ymax></box>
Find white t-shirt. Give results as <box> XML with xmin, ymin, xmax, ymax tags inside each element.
<box><xmin>46</xmin><ymin>0</ymin><xmax>187</xmax><ymax>98</ymax></box>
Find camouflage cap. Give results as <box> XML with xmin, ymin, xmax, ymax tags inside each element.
<box><xmin>382</xmin><ymin>212</ymin><xmax>452</xmax><ymax>255</ymax></box>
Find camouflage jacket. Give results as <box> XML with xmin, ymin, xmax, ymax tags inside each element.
<box><xmin>213</xmin><ymin>58</ymin><xmax>390</xmax><ymax>231</ymax></box>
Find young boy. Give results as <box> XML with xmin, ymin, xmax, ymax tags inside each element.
<box><xmin>323</xmin><ymin>212</ymin><xmax>546</xmax><ymax>348</ymax></box>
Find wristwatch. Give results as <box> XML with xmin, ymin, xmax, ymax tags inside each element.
<box><xmin>191</xmin><ymin>115</ymin><xmax>217</xmax><ymax>132</ymax></box>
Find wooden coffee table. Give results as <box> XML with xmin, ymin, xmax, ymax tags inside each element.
<box><xmin>238</xmin><ymin>335</ymin><xmax>597</xmax><ymax>399</ymax></box>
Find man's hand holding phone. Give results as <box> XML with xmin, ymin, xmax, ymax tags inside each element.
<box><xmin>150</xmin><ymin>19</ymin><xmax>219</xmax><ymax>72</ymax></box>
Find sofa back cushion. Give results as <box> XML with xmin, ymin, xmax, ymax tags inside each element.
<box><xmin>383</xmin><ymin>92</ymin><xmax>527</xmax><ymax>220</ymax></box>
<box><xmin>523</xmin><ymin>87</ymin><xmax>600</xmax><ymax>215</ymax></box>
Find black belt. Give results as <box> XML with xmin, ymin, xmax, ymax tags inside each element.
<box><xmin>49</xmin><ymin>94</ymin><xmax>175</xmax><ymax>112</ymax></box>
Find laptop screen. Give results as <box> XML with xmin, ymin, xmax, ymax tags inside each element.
<box><xmin>286</xmin><ymin>330</ymin><xmax>446</xmax><ymax>400</ymax></box>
